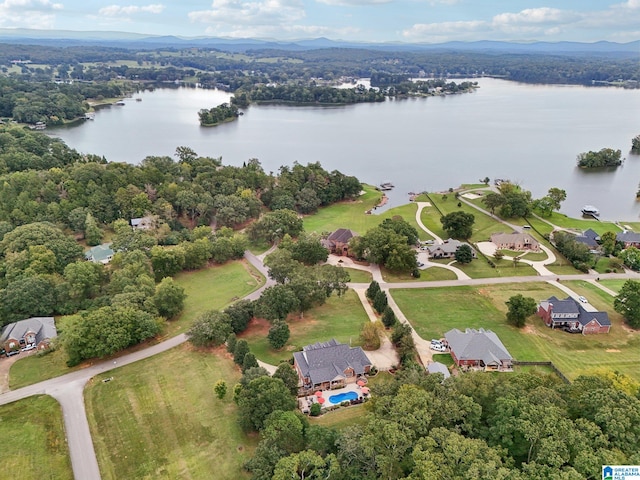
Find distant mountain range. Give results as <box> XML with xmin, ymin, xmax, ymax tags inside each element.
<box><xmin>0</xmin><ymin>28</ymin><xmax>638</xmax><ymax>55</ymax></box>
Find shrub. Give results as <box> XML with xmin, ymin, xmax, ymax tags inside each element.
<box><xmin>366</xmin><ymin>280</ymin><xmax>381</xmax><ymax>300</ymax></box>
<box><xmin>310</xmin><ymin>402</ymin><xmax>321</xmax><ymax>416</ymax></box>
<box><xmin>372</xmin><ymin>290</ymin><xmax>388</xmax><ymax>314</ymax></box>
<box><xmin>381</xmin><ymin>306</ymin><xmax>397</xmax><ymax>328</ymax></box>
<box><xmin>360</xmin><ymin>321</ymin><xmax>381</xmax><ymax>350</ymax></box>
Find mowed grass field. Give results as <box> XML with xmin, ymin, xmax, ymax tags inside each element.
<box><xmin>166</xmin><ymin>260</ymin><xmax>264</xmax><ymax>337</ymax></box>
<box><xmin>0</xmin><ymin>395</ymin><xmax>73</xmax><ymax>479</ymax></box>
<box><xmin>391</xmin><ymin>283</ymin><xmax>640</xmax><ymax>381</ymax></box>
<box><xmin>85</xmin><ymin>347</ymin><xmax>255</xmax><ymax>480</ymax></box>
<box><xmin>243</xmin><ymin>289</ymin><xmax>369</xmax><ymax>365</ymax></box>
<box><xmin>10</xmin><ymin>261</ymin><xmax>262</xmax><ymax>389</ymax></box>
<box><xmin>303</xmin><ymin>185</ymin><xmax>428</xmax><ymax>240</ymax></box>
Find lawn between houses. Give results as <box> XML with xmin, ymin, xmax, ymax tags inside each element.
<box><xmin>85</xmin><ymin>346</ymin><xmax>255</xmax><ymax>480</ymax></box>
<box><xmin>0</xmin><ymin>395</ymin><xmax>73</xmax><ymax>479</ymax></box>
<box><xmin>242</xmin><ymin>289</ymin><xmax>370</xmax><ymax>365</ymax></box>
<box><xmin>9</xmin><ymin>260</ymin><xmax>263</xmax><ymax>390</ymax></box>
<box><xmin>391</xmin><ymin>283</ymin><xmax>640</xmax><ymax>382</ymax></box>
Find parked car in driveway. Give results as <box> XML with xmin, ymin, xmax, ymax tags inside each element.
<box><xmin>430</xmin><ymin>344</ymin><xmax>447</xmax><ymax>352</ymax></box>
<box><xmin>578</xmin><ymin>296</ymin><xmax>588</xmax><ymax>303</ymax></box>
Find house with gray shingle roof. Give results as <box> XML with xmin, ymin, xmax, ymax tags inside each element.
<box><xmin>293</xmin><ymin>339</ymin><xmax>372</xmax><ymax>391</ymax></box>
<box><xmin>617</xmin><ymin>231</ymin><xmax>640</xmax><ymax>248</ymax></box>
<box><xmin>0</xmin><ymin>317</ymin><xmax>57</xmax><ymax>353</ymax></box>
<box><xmin>444</xmin><ymin>328</ymin><xmax>513</xmax><ymax>371</ymax></box>
<box><xmin>426</xmin><ymin>239</ymin><xmax>476</xmax><ymax>259</ymax></box>
<box><xmin>574</xmin><ymin>229</ymin><xmax>600</xmax><ymax>249</ymax></box>
<box><xmin>537</xmin><ymin>296</ymin><xmax>611</xmax><ymax>334</ymax></box>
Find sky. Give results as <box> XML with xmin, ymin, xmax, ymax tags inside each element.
<box><xmin>0</xmin><ymin>0</ymin><xmax>639</xmax><ymax>43</ymax></box>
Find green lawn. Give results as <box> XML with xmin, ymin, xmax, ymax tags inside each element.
<box><xmin>599</xmin><ymin>279</ymin><xmax>628</xmax><ymax>293</ymax></box>
<box><xmin>540</xmin><ymin>212</ymin><xmax>619</xmax><ymax>234</ymax></box>
<box><xmin>243</xmin><ymin>289</ymin><xmax>369</xmax><ymax>365</ymax></box>
<box><xmin>428</xmin><ymin>257</ymin><xmax>537</xmax><ymax>279</ymax></box>
<box><xmin>303</xmin><ymin>186</ymin><xmax>427</xmax><ymax>240</ymax></box>
<box><xmin>0</xmin><ymin>395</ymin><xmax>72</xmax><ymax>479</ymax></box>
<box><xmin>309</xmin><ymin>404</ymin><xmax>368</xmax><ymax>429</ymax></box>
<box><xmin>169</xmin><ymin>260</ymin><xmax>264</xmax><ymax>337</ymax></box>
<box><xmin>419</xmin><ymin>266</ymin><xmax>458</xmax><ymax>282</ymax></box>
<box><xmin>499</xmin><ymin>249</ymin><xmax>549</xmax><ymax>262</ymax></box>
<box><xmin>85</xmin><ymin>347</ymin><xmax>256</xmax><ymax>480</ymax></box>
<box><xmin>10</xmin><ymin>261</ymin><xmax>263</xmax><ymax>389</ymax></box>
<box><xmin>426</xmin><ymin>194</ymin><xmax>511</xmax><ymax>243</ymax></box>
<box><xmin>391</xmin><ymin>283</ymin><xmax>640</xmax><ymax>382</ymax></box>
<box><xmin>343</xmin><ymin>268</ymin><xmax>372</xmax><ymax>283</ymax></box>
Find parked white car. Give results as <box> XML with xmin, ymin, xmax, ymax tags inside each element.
<box><xmin>430</xmin><ymin>344</ymin><xmax>447</xmax><ymax>352</ymax></box>
<box><xmin>578</xmin><ymin>296</ymin><xmax>588</xmax><ymax>303</ymax></box>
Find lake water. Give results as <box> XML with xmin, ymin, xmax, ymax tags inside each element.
<box><xmin>50</xmin><ymin>79</ymin><xmax>640</xmax><ymax>221</ymax></box>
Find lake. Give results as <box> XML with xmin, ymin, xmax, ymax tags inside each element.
<box><xmin>50</xmin><ymin>78</ymin><xmax>640</xmax><ymax>221</ymax></box>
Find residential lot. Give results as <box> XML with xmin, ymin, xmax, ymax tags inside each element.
<box><xmin>85</xmin><ymin>347</ymin><xmax>255</xmax><ymax>480</ymax></box>
<box><xmin>0</xmin><ymin>395</ymin><xmax>72</xmax><ymax>479</ymax></box>
<box><xmin>391</xmin><ymin>283</ymin><xmax>640</xmax><ymax>381</ymax></box>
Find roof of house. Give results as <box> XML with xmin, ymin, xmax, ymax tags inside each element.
<box><xmin>540</xmin><ymin>296</ymin><xmax>611</xmax><ymax>327</ymax></box>
<box><xmin>293</xmin><ymin>339</ymin><xmax>371</xmax><ymax>386</ymax></box>
<box><xmin>444</xmin><ymin>328</ymin><xmax>512</xmax><ymax>366</ymax></box>
<box><xmin>130</xmin><ymin>215</ymin><xmax>155</xmax><ymax>229</ymax></box>
<box><xmin>574</xmin><ymin>234</ymin><xmax>598</xmax><ymax>248</ymax></box>
<box><xmin>427</xmin><ymin>361</ymin><xmax>451</xmax><ymax>379</ymax></box>
<box><xmin>85</xmin><ymin>243</ymin><xmax>114</xmax><ymax>262</ymax></box>
<box><xmin>326</xmin><ymin>229</ymin><xmax>358</xmax><ymax>244</ymax></box>
<box><xmin>540</xmin><ymin>296</ymin><xmax>580</xmax><ymax>315</ymax></box>
<box><xmin>490</xmin><ymin>232</ymin><xmax>539</xmax><ymax>247</ymax></box>
<box><xmin>0</xmin><ymin>317</ymin><xmax>57</xmax><ymax>346</ymax></box>
<box><xmin>427</xmin><ymin>238</ymin><xmax>463</xmax><ymax>255</ymax></box>
<box><xmin>617</xmin><ymin>231</ymin><xmax>640</xmax><ymax>244</ymax></box>
<box><xmin>583</xmin><ymin>229</ymin><xmax>600</xmax><ymax>240</ymax></box>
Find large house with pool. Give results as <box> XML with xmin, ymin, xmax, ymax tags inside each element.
<box><xmin>293</xmin><ymin>339</ymin><xmax>372</xmax><ymax>393</ymax></box>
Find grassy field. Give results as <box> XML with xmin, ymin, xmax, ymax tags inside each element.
<box><xmin>418</xmin><ymin>266</ymin><xmax>459</xmax><ymax>282</ymax></box>
<box><xmin>243</xmin><ymin>289</ymin><xmax>369</xmax><ymax>365</ymax></box>
<box><xmin>302</xmin><ymin>186</ymin><xmax>427</xmax><ymax>240</ymax></box>
<box><xmin>0</xmin><ymin>395</ymin><xmax>72</xmax><ymax>479</ymax></box>
<box><xmin>309</xmin><ymin>404</ymin><xmax>368</xmax><ymax>429</ymax></box>
<box><xmin>85</xmin><ymin>346</ymin><xmax>256</xmax><ymax>480</ymax></box>
<box><xmin>344</xmin><ymin>268</ymin><xmax>373</xmax><ymax>283</ymax></box>
<box><xmin>167</xmin><ymin>260</ymin><xmax>264</xmax><ymax>337</ymax></box>
<box><xmin>10</xmin><ymin>261</ymin><xmax>262</xmax><ymax>389</ymax></box>
<box><xmin>391</xmin><ymin>283</ymin><xmax>640</xmax><ymax>381</ymax></box>
<box><xmin>599</xmin><ymin>279</ymin><xmax>628</xmax><ymax>293</ymax></box>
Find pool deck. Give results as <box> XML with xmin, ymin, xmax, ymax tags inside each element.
<box><xmin>299</xmin><ymin>383</ymin><xmax>368</xmax><ymax>411</ymax></box>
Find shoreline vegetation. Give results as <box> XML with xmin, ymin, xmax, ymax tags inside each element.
<box><xmin>198</xmin><ymin>102</ymin><xmax>240</xmax><ymax>127</ymax></box>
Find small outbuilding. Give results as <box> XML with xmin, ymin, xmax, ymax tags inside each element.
<box><xmin>427</xmin><ymin>361</ymin><xmax>451</xmax><ymax>380</ymax></box>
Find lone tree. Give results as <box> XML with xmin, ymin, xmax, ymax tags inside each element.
<box><xmin>441</xmin><ymin>211</ymin><xmax>475</xmax><ymax>239</ymax></box>
<box><xmin>214</xmin><ymin>380</ymin><xmax>227</xmax><ymax>399</ymax></box>
<box><xmin>614</xmin><ymin>280</ymin><xmax>640</xmax><ymax>328</ymax></box>
<box><xmin>454</xmin><ymin>244</ymin><xmax>473</xmax><ymax>264</ymax></box>
<box><xmin>268</xmin><ymin>320</ymin><xmax>290</xmax><ymax>349</ymax></box>
<box><xmin>505</xmin><ymin>294</ymin><xmax>537</xmax><ymax>328</ymax></box>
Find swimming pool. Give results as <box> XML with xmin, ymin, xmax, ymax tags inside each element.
<box><xmin>328</xmin><ymin>391</ymin><xmax>359</xmax><ymax>405</ymax></box>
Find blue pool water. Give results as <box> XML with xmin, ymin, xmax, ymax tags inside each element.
<box><xmin>328</xmin><ymin>391</ymin><xmax>359</xmax><ymax>404</ymax></box>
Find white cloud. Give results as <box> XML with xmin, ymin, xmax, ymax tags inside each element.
<box><xmin>189</xmin><ymin>0</ymin><xmax>305</xmax><ymax>33</ymax></box>
<box><xmin>98</xmin><ymin>4</ymin><xmax>165</xmax><ymax>17</ymax></box>
<box><xmin>204</xmin><ymin>23</ymin><xmax>358</xmax><ymax>39</ymax></box>
<box><xmin>0</xmin><ymin>0</ymin><xmax>63</xmax><ymax>28</ymax></box>
<box><xmin>492</xmin><ymin>7</ymin><xmax>576</xmax><ymax>27</ymax></box>
<box><xmin>315</xmin><ymin>0</ymin><xmax>391</xmax><ymax>6</ymax></box>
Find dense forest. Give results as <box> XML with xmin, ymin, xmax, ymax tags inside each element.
<box><xmin>238</xmin><ymin>366</ymin><xmax>640</xmax><ymax>479</ymax></box>
<box><xmin>0</xmin><ymin>126</ymin><xmax>361</xmax><ymax>365</ymax></box>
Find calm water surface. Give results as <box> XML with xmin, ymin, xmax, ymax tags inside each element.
<box><xmin>51</xmin><ymin>79</ymin><xmax>640</xmax><ymax>221</ymax></box>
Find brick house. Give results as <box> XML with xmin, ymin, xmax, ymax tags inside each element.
<box><xmin>616</xmin><ymin>231</ymin><xmax>640</xmax><ymax>248</ymax></box>
<box><xmin>426</xmin><ymin>239</ymin><xmax>476</xmax><ymax>259</ymax></box>
<box><xmin>322</xmin><ymin>229</ymin><xmax>358</xmax><ymax>256</ymax></box>
<box><xmin>444</xmin><ymin>328</ymin><xmax>513</xmax><ymax>371</ymax></box>
<box><xmin>0</xmin><ymin>317</ymin><xmax>57</xmax><ymax>353</ymax></box>
<box><xmin>293</xmin><ymin>339</ymin><xmax>372</xmax><ymax>392</ymax></box>
<box><xmin>537</xmin><ymin>296</ymin><xmax>611</xmax><ymax>334</ymax></box>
